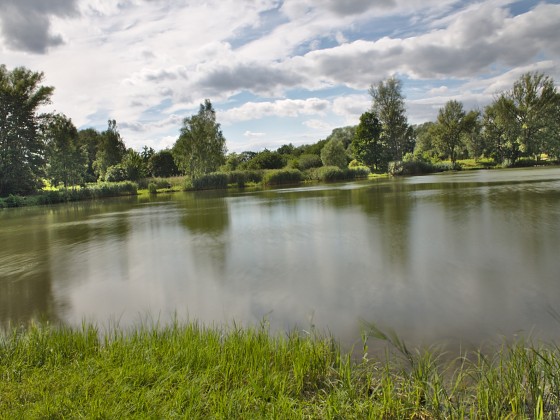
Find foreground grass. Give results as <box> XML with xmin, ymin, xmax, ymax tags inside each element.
<box><xmin>1</xmin><ymin>322</ymin><xmax>560</xmax><ymax>418</ymax></box>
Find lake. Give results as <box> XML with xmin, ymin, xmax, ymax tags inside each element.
<box><xmin>1</xmin><ymin>167</ymin><xmax>560</xmax><ymax>349</ymax></box>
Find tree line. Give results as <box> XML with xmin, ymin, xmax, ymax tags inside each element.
<box><xmin>1</xmin><ymin>62</ymin><xmax>559</xmax><ymax>197</ymax></box>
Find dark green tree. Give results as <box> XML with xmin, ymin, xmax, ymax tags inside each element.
<box><xmin>149</xmin><ymin>149</ymin><xmax>179</xmax><ymax>177</ymax></box>
<box><xmin>432</xmin><ymin>100</ymin><xmax>476</xmax><ymax>164</ymax></box>
<box><xmin>0</xmin><ymin>65</ymin><xmax>53</xmax><ymax>195</ymax></box>
<box><xmin>93</xmin><ymin>120</ymin><xmax>126</xmax><ymax>180</ymax></box>
<box><xmin>172</xmin><ymin>99</ymin><xmax>227</xmax><ymax>179</ymax></box>
<box><xmin>508</xmin><ymin>72</ymin><xmax>559</xmax><ymax>159</ymax></box>
<box><xmin>78</xmin><ymin>128</ymin><xmax>103</xmax><ymax>182</ymax></box>
<box><xmin>369</xmin><ymin>76</ymin><xmax>413</xmax><ymax>161</ymax></box>
<box><xmin>244</xmin><ymin>149</ymin><xmax>285</xmax><ymax>170</ymax></box>
<box><xmin>43</xmin><ymin>113</ymin><xmax>87</xmax><ymax>188</ymax></box>
<box><xmin>121</xmin><ymin>148</ymin><xmax>146</xmax><ymax>181</ymax></box>
<box><xmin>352</xmin><ymin>111</ymin><xmax>384</xmax><ymax>170</ymax></box>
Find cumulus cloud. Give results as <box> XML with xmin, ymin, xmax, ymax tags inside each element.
<box><xmin>0</xmin><ymin>0</ymin><xmax>79</xmax><ymax>53</ymax></box>
<box><xmin>222</xmin><ymin>98</ymin><xmax>330</xmax><ymax>123</ymax></box>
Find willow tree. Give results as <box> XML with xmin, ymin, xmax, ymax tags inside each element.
<box><xmin>0</xmin><ymin>65</ymin><xmax>53</xmax><ymax>195</ymax></box>
<box><xmin>172</xmin><ymin>99</ymin><xmax>227</xmax><ymax>180</ymax></box>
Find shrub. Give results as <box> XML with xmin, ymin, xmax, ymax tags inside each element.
<box><xmin>262</xmin><ymin>169</ymin><xmax>303</xmax><ymax>186</ymax></box>
<box><xmin>313</xmin><ymin>166</ymin><xmax>346</xmax><ymax>182</ymax></box>
<box><xmin>148</xmin><ymin>182</ymin><xmax>158</xmax><ymax>194</ymax></box>
<box><xmin>191</xmin><ymin>173</ymin><xmax>229</xmax><ymax>190</ymax></box>
<box><xmin>227</xmin><ymin>170</ymin><xmax>263</xmax><ymax>188</ymax></box>
<box><xmin>105</xmin><ymin>164</ymin><xmax>128</xmax><ymax>182</ymax></box>
<box><xmin>297</xmin><ymin>154</ymin><xmax>323</xmax><ymax>170</ymax></box>
<box><xmin>348</xmin><ymin>166</ymin><xmax>371</xmax><ymax>178</ymax></box>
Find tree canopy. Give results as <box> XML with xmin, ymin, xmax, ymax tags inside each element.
<box><xmin>0</xmin><ymin>65</ymin><xmax>53</xmax><ymax>195</ymax></box>
<box><xmin>172</xmin><ymin>99</ymin><xmax>227</xmax><ymax>179</ymax></box>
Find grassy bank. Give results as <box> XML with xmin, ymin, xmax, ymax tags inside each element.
<box><xmin>1</xmin><ymin>322</ymin><xmax>559</xmax><ymax>418</ymax></box>
<box><xmin>0</xmin><ymin>181</ymin><xmax>138</xmax><ymax>209</ymax></box>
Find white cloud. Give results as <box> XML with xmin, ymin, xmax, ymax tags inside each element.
<box><xmin>1</xmin><ymin>0</ymin><xmax>558</xmax><ymax>151</ymax></box>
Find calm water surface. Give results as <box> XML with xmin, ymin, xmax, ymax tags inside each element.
<box><xmin>1</xmin><ymin>167</ymin><xmax>560</xmax><ymax>348</ymax></box>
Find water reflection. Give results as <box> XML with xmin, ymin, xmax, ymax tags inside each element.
<box><xmin>0</xmin><ymin>168</ymin><xmax>559</xmax><ymax>350</ymax></box>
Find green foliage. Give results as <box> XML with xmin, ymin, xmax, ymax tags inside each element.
<box><xmin>0</xmin><ymin>65</ymin><xmax>53</xmax><ymax>196</ymax></box>
<box><xmin>172</xmin><ymin>99</ymin><xmax>227</xmax><ymax>180</ymax></box>
<box><xmin>262</xmin><ymin>169</ymin><xmax>303</xmax><ymax>186</ymax></box>
<box><xmin>93</xmin><ymin>120</ymin><xmax>126</xmax><ymax>180</ymax></box>
<box><xmin>2</xmin><ymin>322</ymin><xmax>558</xmax><ymax>418</ymax></box>
<box><xmin>313</xmin><ymin>165</ymin><xmax>370</xmax><ymax>181</ymax></box>
<box><xmin>369</xmin><ymin>76</ymin><xmax>413</xmax><ymax>161</ymax></box>
<box><xmin>0</xmin><ymin>182</ymin><xmax>138</xmax><ymax>207</ymax></box>
<box><xmin>320</xmin><ymin>138</ymin><xmax>347</xmax><ymax>169</ymax></box>
<box><xmin>226</xmin><ymin>170</ymin><xmax>263</xmax><ymax>187</ymax></box>
<box><xmin>148</xmin><ymin>149</ymin><xmax>179</xmax><ymax>177</ymax></box>
<box><xmin>78</xmin><ymin>128</ymin><xmax>103</xmax><ymax>183</ymax></box>
<box><xmin>191</xmin><ymin>172</ymin><xmax>229</xmax><ymax>190</ymax></box>
<box><xmin>148</xmin><ymin>182</ymin><xmax>158</xmax><ymax>194</ymax></box>
<box><xmin>431</xmin><ymin>100</ymin><xmax>476</xmax><ymax>164</ymax></box>
<box><xmin>121</xmin><ymin>149</ymin><xmax>146</xmax><ymax>181</ymax></box>
<box><xmin>295</xmin><ymin>154</ymin><xmax>323</xmax><ymax>170</ymax></box>
<box><xmin>43</xmin><ymin>113</ymin><xmax>87</xmax><ymax>188</ymax></box>
<box><xmin>244</xmin><ymin>149</ymin><xmax>286</xmax><ymax>170</ymax></box>
<box><xmin>104</xmin><ymin>164</ymin><xmax>128</xmax><ymax>182</ymax></box>
<box><xmin>352</xmin><ymin>111</ymin><xmax>384</xmax><ymax>170</ymax></box>
<box><xmin>325</xmin><ymin>126</ymin><xmax>356</xmax><ymax>150</ymax></box>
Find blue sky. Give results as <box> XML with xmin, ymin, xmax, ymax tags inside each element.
<box><xmin>1</xmin><ymin>0</ymin><xmax>559</xmax><ymax>152</ymax></box>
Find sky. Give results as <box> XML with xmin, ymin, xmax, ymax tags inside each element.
<box><xmin>1</xmin><ymin>0</ymin><xmax>559</xmax><ymax>153</ymax></box>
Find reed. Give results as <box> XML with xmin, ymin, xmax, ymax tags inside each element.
<box><xmin>1</xmin><ymin>321</ymin><xmax>559</xmax><ymax>418</ymax></box>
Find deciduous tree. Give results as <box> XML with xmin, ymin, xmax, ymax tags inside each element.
<box><xmin>172</xmin><ymin>100</ymin><xmax>227</xmax><ymax>179</ymax></box>
<box><xmin>369</xmin><ymin>76</ymin><xmax>413</xmax><ymax>161</ymax></box>
<box><xmin>0</xmin><ymin>65</ymin><xmax>53</xmax><ymax>195</ymax></box>
<box><xmin>43</xmin><ymin>113</ymin><xmax>87</xmax><ymax>188</ymax></box>
<box><xmin>352</xmin><ymin>111</ymin><xmax>384</xmax><ymax>170</ymax></box>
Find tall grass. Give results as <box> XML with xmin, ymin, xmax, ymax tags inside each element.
<box><xmin>1</xmin><ymin>321</ymin><xmax>559</xmax><ymax>418</ymax></box>
<box><xmin>0</xmin><ymin>182</ymin><xmax>138</xmax><ymax>208</ymax></box>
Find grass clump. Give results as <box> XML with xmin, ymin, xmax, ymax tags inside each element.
<box><xmin>0</xmin><ymin>182</ymin><xmax>138</xmax><ymax>208</ymax></box>
<box><xmin>262</xmin><ymin>169</ymin><xmax>304</xmax><ymax>186</ymax></box>
<box><xmin>2</xmin><ymin>321</ymin><xmax>560</xmax><ymax>418</ymax></box>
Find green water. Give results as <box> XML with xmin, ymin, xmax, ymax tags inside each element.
<box><xmin>1</xmin><ymin>167</ymin><xmax>560</xmax><ymax>347</ymax></box>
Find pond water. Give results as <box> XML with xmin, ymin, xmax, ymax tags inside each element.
<box><xmin>1</xmin><ymin>167</ymin><xmax>560</xmax><ymax>349</ymax></box>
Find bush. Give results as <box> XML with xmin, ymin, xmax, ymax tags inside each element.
<box><xmin>348</xmin><ymin>166</ymin><xmax>370</xmax><ymax>178</ymax></box>
<box><xmin>312</xmin><ymin>166</ymin><xmax>346</xmax><ymax>182</ymax></box>
<box><xmin>296</xmin><ymin>154</ymin><xmax>323</xmax><ymax>170</ymax></box>
<box><xmin>105</xmin><ymin>164</ymin><xmax>128</xmax><ymax>182</ymax></box>
<box><xmin>191</xmin><ymin>173</ymin><xmax>229</xmax><ymax>190</ymax></box>
<box><xmin>227</xmin><ymin>170</ymin><xmax>263</xmax><ymax>188</ymax></box>
<box><xmin>148</xmin><ymin>182</ymin><xmax>158</xmax><ymax>194</ymax></box>
<box><xmin>0</xmin><ymin>194</ymin><xmax>26</xmax><ymax>208</ymax></box>
<box><xmin>262</xmin><ymin>169</ymin><xmax>303</xmax><ymax>186</ymax></box>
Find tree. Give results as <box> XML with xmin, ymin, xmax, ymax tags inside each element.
<box><xmin>320</xmin><ymin>138</ymin><xmax>347</xmax><ymax>169</ymax></box>
<box><xmin>482</xmin><ymin>95</ymin><xmax>522</xmax><ymax>164</ymax></box>
<box><xmin>43</xmin><ymin>113</ymin><xmax>87</xmax><ymax>188</ymax></box>
<box><xmin>326</xmin><ymin>126</ymin><xmax>356</xmax><ymax>150</ymax></box>
<box><xmin>432</xmin><ymin>100</ymin><xmax>475</xmax><ymax>164</ymax></box>
<box><xmin>149</xmin><ymin>149</ymin><xmax>179</xmax><ymax>177</ymax></box>
<box><xmin>172</xmin><ymin>99</ymin><xmax>227</xmax><ymax>179</ymax></box>
<box><xmin>78</xmin><ymin>128</ymin><xmax>103</xmax><ymax>182</ymax></box>
<box><xmin>508</xmin><ymin>72</ymin><xmax>559</xmax><ymax>159</ymax></box>
<box><xmin>352</xmin><ymin>111</ymin><xmax>384</xmax><ymax>170</ymax></box>
<box><xmin>244</xmin><ymin>149</ymin><xmax>285</xmax><ymax>170</ymax></box>
<box><xmin>93</xmin><ymin>120</ymin><xmax>126</xmax><ymax>180</ymax></box>
<box><xmin>369</xmin><ymin>76</ymin><xmax>413</xmax><ymax>161</ymax></box>
<box><xmin>121</xmin><ymin>148</ymin><xmax>146</xmax><ymax>181</ymax></box>
<box><xmin>0</xmin><ymin>65</ymin><xmax>53</xmax><ymax>195</ymax></box>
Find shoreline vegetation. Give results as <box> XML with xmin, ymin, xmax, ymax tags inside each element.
<box><xmin>1</xmin><ymin>321</ymin><xmax>559</xmax><ymax>418</ymax></box>
<box><xmin>2</xmin><ymin>158</ymin><xmax>558</xmax><ymax>209</ymax></box>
